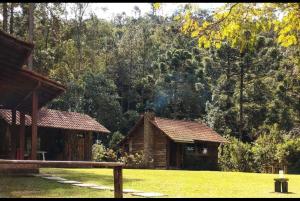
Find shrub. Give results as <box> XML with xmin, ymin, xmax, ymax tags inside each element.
<box><xmin>92</xmin><ymin>143</ymin><xmax>106</xmax><ymax>162</ymax></box>
<box><xmin>92</xmin><ymin>142</ymin><xmax>118</xmax><ymax>162</ymax></box>
<box><xmin>276</xmin><ymin>137</ymin><xmax>300</xmax><ymax>173</ymax></box>
<box><xmin>218</xmin><ymin>136</ymin><xmax>256</xmax><ymax>172</ymax></box>
<box><xmin>108</xmin><ymin>131</ymin><xmax>125</xmax><ymax>150</ymax></box>
<box><xmin>119</xmin><ymin>151</ymin><xmax>153</xmax><ymax>169</ymax></box>
<box><xmin>252</xmin><ymin>124</ymin><xmax>285</xmax><ymax>172</ymax></box>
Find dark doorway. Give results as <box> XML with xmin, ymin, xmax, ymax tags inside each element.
<box><xmin>169</xmin><ymin>140</ymin><xmax>177</xmax><ymax>167</ymax></box>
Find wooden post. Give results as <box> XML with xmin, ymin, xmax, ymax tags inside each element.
<box><xmin>113</xmin><ymin>166</ymin><xmax>123</xmax><ymax>198</ymax></box>
<box><xmin>10</xmin><ymin>109</ymin><xmax>17</xmax><ymax>159</ymax></box>
<box><xmin>84</xmin><ymin>132</ymin><xmax>92</xmax><ymax>161</ymax></box>
<box><xmin>31</xmin><ymin>91</ymin><xmax>38</xmax><ymax>160</ymax></box>
<box><xmin>19</xmin><ymin>112</ymin><xmax>25</xmax><ymax>160</ymax></box>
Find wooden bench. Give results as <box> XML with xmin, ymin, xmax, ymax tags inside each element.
<box><xmin>0</xmin><ymin>159</ymin><xmax>124</xmax><ymax>198</ymax></box>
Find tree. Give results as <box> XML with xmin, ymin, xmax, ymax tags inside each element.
<box><xmin>2</xmin><ymin>3</ymin><xmax>8</xmax><ymax>32</ymax></box>
<box><xmin>72</xmin><ymin>3</ymin><xmax>88</xmax><ymax>73</ymax></box>
<box><xmin>9</xmin><ymin>3</ymin><xmax>14</xmax><ymax>34</ymax></box>
<box><xmin>28</xmin><ymin>3</ymin><xmax>34</xmax><ymax>70</ymax></box>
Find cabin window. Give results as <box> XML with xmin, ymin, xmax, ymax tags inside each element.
<box><xmin>185</xmin><ymin>144</ymin><xmax>195</xmax><ymax>153</ymax></box>
<box><xmin>196</xmin><ymin>143</ymin><xmax>208</xmax><ymax>155</ymax></box>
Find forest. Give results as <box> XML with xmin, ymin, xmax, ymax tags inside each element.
<box><xmin>1</xmin><ymin>3</ymin><xmax>299</xmax><ymax>166</ymax></box>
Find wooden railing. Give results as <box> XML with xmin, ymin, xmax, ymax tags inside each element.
<box><xmin>0</xmin><ymin>159</ymin><xmax>124</xmax><ymax>198</ymax></box>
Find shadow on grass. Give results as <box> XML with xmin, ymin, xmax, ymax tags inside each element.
<box><xmin>269</xmin><ymin>192</ymin><xmax>296</xmax><ymax>195</ymax></box>
<box><xmin>0</xmin><ymin>176</ymin><xmax>93</xmax><ymax>198</ymax></box>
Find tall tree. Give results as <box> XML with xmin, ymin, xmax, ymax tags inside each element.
<box><xmin>9</xmin><ymin>3</ymin><xmax>14</xmax><ymax>34</ymax></box>
<box><xmin>28</xmin><ymin>3</ymin><xmax>34</xmax><ymax>70</ymax></box>
<box><xmin>2</xmin><ymin>3</ymin><xmax>8</xmax><ymax>32</ymax></box>
<box><xmin>72</xmin><ymin>3</ymin><xmax>88</xmax><ymax>73</ymax></box>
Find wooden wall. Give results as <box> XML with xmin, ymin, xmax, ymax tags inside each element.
<box><xmin>153</xmin><ymin>128</ymin><xmax>168</xmax><ymax>169</ymax></box>
<box><xmin>63</xmin><ymin>130</ymin><xmax>92</xmax><ymax>161</ymax></box>
<box><xmin>122</xmin><ymin>123</ymin><xmax>169</xmax><ymax>169</ymax></box>
<box><xmin>128</xmin><ymin>123</ymin><xmax>144</xmax><ymax>154</ymax></box>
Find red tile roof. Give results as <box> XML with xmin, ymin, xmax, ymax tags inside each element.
<box><xmin>0</xmin><ymin>109</ymin><xmax>110</xmax><ymax>133</ymax></box>
<box><xmin>151</xmin><ymin>117</ymin><xmax>227</xmax><ymax>143</ymax></box>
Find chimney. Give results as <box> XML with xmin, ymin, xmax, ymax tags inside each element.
<box><xmin>143</xmin><ymin>110</ymin><xmax>155</xmax><ymax>168</ymax></box>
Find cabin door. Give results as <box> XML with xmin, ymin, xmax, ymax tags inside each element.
<box><xmin>169</xmin><ymin>141</ymin><xmax>183</xmax><ymax>169</ymax></box>
<box><xmin>169</xmin><ymin>141</ymin><xmax>177</xmax><ymax>167</ymax></box>
<box><xmin>77</xmin><ymin>135</ymin><xmax>85</xmax><ymax>161</ymax></box>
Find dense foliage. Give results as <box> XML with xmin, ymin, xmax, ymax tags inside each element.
<box><xmin>219</xmin><ymin>124</ymin><xmax>300</xmax><ymax>173</ymax></box>
<box><xmin>1</xmin><ymin>3</ymin><xmax>299</xmax><ymax>169</ymax></box>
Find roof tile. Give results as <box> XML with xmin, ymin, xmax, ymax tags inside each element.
<box><xmin>151</xmin><ymin>117</ymin><xmax>227</xmax><ymax>143</ymax></box>
<box><xmin>0</xmin><ymin>109</ymin><xmax>110</xmax><ymax>133</ymax></box>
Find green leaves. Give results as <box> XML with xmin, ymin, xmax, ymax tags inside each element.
<box><xmin>180</xmin><ymin>3</ymin><xmax>300</xmax><ymax>53</ymax></box>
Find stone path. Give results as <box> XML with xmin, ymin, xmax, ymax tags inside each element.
<box><xmin>34</xmin><ymin>174</ymin><xmax>167</xmax><ymax>198</ymax></box>
<box><xmin>72</xmin><ymin>183</ymin><xmax>100</xmax><ymax>188</ymax></box>
<box><xmin>132</xmin><ymin>192</ymin><xmax>167</xmax><ymax>197</ymax></box>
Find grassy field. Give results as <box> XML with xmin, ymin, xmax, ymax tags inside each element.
<box><xmin>1</xmin><ymin>168</ymin><xmax>300</xmax><ymax>198</ymax></box>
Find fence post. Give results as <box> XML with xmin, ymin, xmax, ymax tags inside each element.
<box><xmin>113</xmin><ymin>166</ymin><xmax>123</xmax><ymax>198</ymax></box>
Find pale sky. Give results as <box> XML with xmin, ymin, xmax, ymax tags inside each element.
<box><xmin>0</xmin><ymin>3</ymin><xmax>224</xmax><ymax>21</ymax></box>
<box><xmin>67</xmin><ymin>3</ymin><xmax>225</xmax><ymax>20</ymax></box>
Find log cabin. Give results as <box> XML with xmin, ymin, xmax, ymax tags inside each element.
<box><xmin>0</xmin><ymin>30</ymin><xmax>110</xmax><ymax>173</ymax></box>
<box><xmin>119</xmin><ymin>111</ymin><xmax>228</xmax><ymax>170</ymax></box>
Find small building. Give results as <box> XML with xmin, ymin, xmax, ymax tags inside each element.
<box><xmin>0</xmin><ymin>30</ymin><xmax>110</xmax><ymax>175</ymax></box>
<box><xmin>119</xmin><ymin>111</ymin><xmax>227</xmax><ymax>170</ymax></box>
<box><xmin>0</xmin><ymin>108</ymin><xmax>110</xmax><ymax>161</ymax></box>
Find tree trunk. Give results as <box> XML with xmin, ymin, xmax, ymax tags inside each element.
<box><xmin>239</xmin><ymin>61</ymin><xmax>244</xmax><ymax>140</ymax></box>
<box><xmin>9</xmin><ymin>3</ymin><xmax>14</xmax><ymax>34</ymax></box>
<box><xmin>2</xmin><ymin>3</ymin><xmax>8</xmax><ymax>32</ymax></box>
<box><xmin>28</xmin><ymin>3</ymin><xmax>34</xmax><ymax>70</ymax></box>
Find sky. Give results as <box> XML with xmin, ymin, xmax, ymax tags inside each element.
<box><xmin>0</xmin><ymin>3</ymin><xmax>224</xmax><ymax>21</ymax></box>
<box><xmin>68</xmin><ymin>3</ymin><xmax>225</xmax><ymax>20</ymax></box>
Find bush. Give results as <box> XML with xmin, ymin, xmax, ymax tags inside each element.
<box><xmin>119</xmin><ymin>151</ymin><xmax>152</xmax><ymax>169</ymax></box>
<box><xmin>218</xmin><ymin>136</ymin><xmax>256</xmax><ymax>172</ymax></box>
<box><xmin>218</xmin><ymin>124</ymin><xmax>300</xmax><ymax>173</ymax></box>
<box><xmin>92</xmin><ymin>142</ymin><xmax>118</xmax><ymax>162</ymax></box>
<box><xmin>252</xmin><ymin>124</ymin><xmax>286</xmax><ymax>172</ymax></box>
<box><xmin>108</xmin><ymin>131</ymin><xmax>125</xmax><ymax>150</ymax></box>
<box><xmin>276</xmin><ymin>137</ymin><xmax>300</xmax><ymax>173</ymax></box>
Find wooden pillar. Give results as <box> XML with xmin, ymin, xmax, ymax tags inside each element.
<box><xmin>31</xmin><ymin>91</ymin><xmax>38</xmax><ymax>160</ymax></box>
<box><xmin>10</xmin><ymin>109</ymin><xmax>17</xmax><ymax>159</ymax></box>
<box><xmin>19</xmin><ymin>112</ymin><xmax>25</xmax><ymax>160</ymax></box>
<box><xmin>113</xmin><ymin>166</ymin><xmax>123</xmax><ymax>198</ymax></box>
<box><xmin>84</xmin><ymin>132</ymin><xmax>92</xmax><ymax>161</ymax></box>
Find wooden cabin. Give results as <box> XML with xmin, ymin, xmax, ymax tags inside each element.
<box><xmin>119</xmin><ymin>111</ymin><xmax>227</xmax><ymax>170</ymax></box>
<box><xmin>0</xmin><ymin>30</ymin><xmax>110</xmax><ymax>173</ymax></box>
<box><xmin>0</xmin><ymin>108</ymin><xmax>110</xmax><ymax>161</ymax></box>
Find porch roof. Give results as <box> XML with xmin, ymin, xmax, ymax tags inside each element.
<box><xmin>0</xmin><ymin>30</ymin><xmax>34</xmax><ymax>70</ymax></box>
<box><xmin>0</xmin><ymin>67</ymin><xmax>66</xmax><ymax>113</ymax></box>
<box><xmin>0</xmin><ymin>108</ymin><xmax>110</xmax><ymax>133</ymax></box>
<box><xmin>0</xmin><ymin>30</ymin><xmax>66</xmax><ymax>113</ymax></box>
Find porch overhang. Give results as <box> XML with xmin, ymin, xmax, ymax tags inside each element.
<box><xmin>0</xmin><ymin>30</ymin><xmax>34</xmax><ymax>70</ymax></box>
<box><xmin>0</xmin><ymin>67</ymin><xmax>66</xmax><ymax>113</ymax></box>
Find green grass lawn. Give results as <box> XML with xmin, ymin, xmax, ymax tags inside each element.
<box><xmin>1</xmin><ymin>168</ymin><xmax>300</xmax><ymax>198</ymax></box>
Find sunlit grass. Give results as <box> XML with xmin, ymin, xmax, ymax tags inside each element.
<box><xmin>1</xmin><ymin>168</ymin><xmax>300</xmax><ymax>198</ymax></box>
<box><xmin>42</xmin><ymin>168</ymin><xmax>300</xmax><ymax>198</ymax></box>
